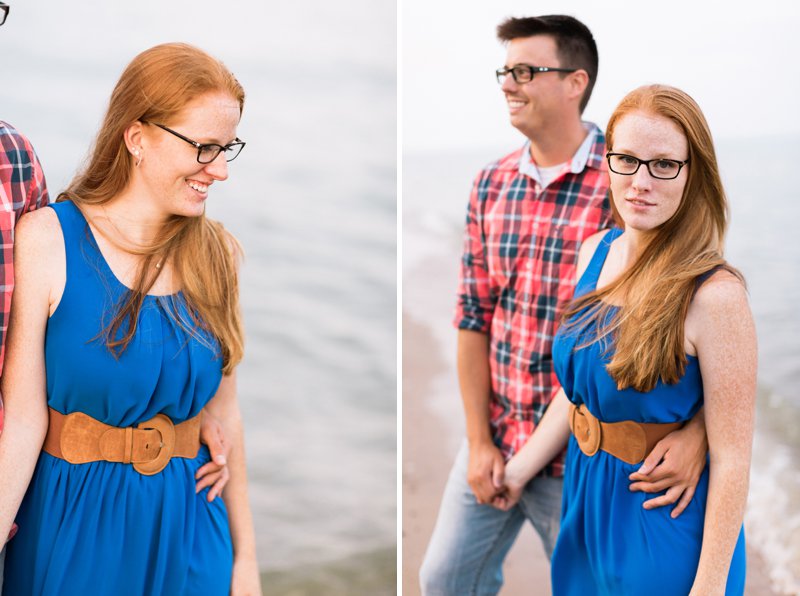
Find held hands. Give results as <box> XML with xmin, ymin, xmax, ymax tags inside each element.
<box><xmin>490</xmin><ymin>456</ymin><xmax>528</xmax><ymax>511</ymax></box>
<box><xmin>196</xmin><ymin>410</ymin><xmax>231</xmax><ymax>501</ymax></box>
<box><xmin>628</xmin><ymin>420</ymin><xmax>708</xmax><ymax>518</ymax></box>
<box><xmin>466</xmin><ymin>441</ymin><xmax>526</xmax><ymax>511</ymax></box>
<box><xmin>467</xmin><ymin>440</ymin><xmax>506</xmax><ymax>504</ymax></box>
<box><xmin>466</xmin><ymin>441</ymin><xmax>525</xmax><ymax>511</ymax></box>
<box><xmin>485</xmin><ymin>416</ymin><xmax>709</xmax><ymax>516</ymax></box>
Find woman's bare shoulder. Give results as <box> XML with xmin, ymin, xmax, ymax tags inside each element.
<box><xmin>576</xmin><ymin>229</ymin><xmax>613</xmax><ymax>278</ymax></box>
<box><xmin>685</xmin><ymin>268</ymin><xmax>752</xmax><ymax>354</ymax></box>
<box><xmin>14</xmin><ymin>207</ymin><xmax>65</xmax><ymax>280</ymax></box>
<box><xmin>15</xmin><ymin>206</ymin><xmax>62</xmax><ymax>246</ymax></box>
<box><xmin>692</xmin><ymin>269</ymin><xmax>748</xmax><ymax>312</ymax></box>
<box><xmin>581</xmin><ymin>229</ymin><xmax>613</xmax><ymax>253</ymax></box>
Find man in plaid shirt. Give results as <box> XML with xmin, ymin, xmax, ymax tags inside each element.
<box><xmin>421</xmin><ymin>15</ymin><xmax>709</xmax><ymax>595</ymax></box>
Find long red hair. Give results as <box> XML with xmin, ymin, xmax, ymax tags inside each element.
<box><xmin>59</xmin><ymin>43</ymin><xmax>245</xmax><ymax>373</ymax></box>
<box><xmin>562</xmin><ymin>84</ymin><xmax>741</xmax><ymax>391</ymax></box>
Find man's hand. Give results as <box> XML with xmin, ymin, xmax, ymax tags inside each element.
<box><xmin>628</xmin><ymin>420</ymin><xmax>708</xmax><ymax>518</ymax></box>
<box><xmin>196</xmin><ymin>410</ymin><xmax>231</xmax><ymax>501</ymax></box>
<box><xmin>467</xmin><ymin>440</ymin><xmax>505</xmax><ymax>504</ymax></box>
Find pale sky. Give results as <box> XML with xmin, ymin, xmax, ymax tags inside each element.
<box><xmin>402</xmin><ymin>1</ymin><xmax>800</xmax><ymax>152</ymax></box>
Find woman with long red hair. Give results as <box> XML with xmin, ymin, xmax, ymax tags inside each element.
<box><xmin>0</xmin><ymin>43</ymin><xmax>260</xmax><ymax>594</ymax></box>
<box><xmin>492</xmin><ymin>84</ymin><xmax>756</xmax><ymax>594</ymax></box>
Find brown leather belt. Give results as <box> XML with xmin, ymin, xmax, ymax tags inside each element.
<box><xmin>43</xmin><ymin>408</ymin><xmax>202</xmax><ymax>476</ymax></box>
<box><xmin>568</xmin><ymin>403</ymin><xmax>683</xmax><ymax>465</ymax></box>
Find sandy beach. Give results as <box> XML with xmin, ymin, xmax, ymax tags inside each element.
<box><xmin>402</xmin><ymin>313</ymin><xmax>552</xmax><ymax>595</ymax></box>
<box><xmin>401</xmin><ymin>248</ymin><xmax>778</xmax><ymax>596</ymax></box>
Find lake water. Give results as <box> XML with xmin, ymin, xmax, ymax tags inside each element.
<box><xmin>0</xmin><ymin>0</ymin><xmax>397</xmax><ymax>587</ymax></box>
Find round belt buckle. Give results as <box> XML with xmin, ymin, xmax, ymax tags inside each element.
<box><xmin>573</xmin><ymin>406</ymin><xmax>601</xmax><ymax>457</ymax></box>
<box><xmin>133</xmin><ymin>414</ymin><xmax>175</xmax><ymax>476</ymax></box>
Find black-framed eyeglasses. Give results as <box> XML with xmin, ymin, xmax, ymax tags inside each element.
<box><xmin>606</xmin><ymin>152</ymin><xmax>690</xmax><ymax>181</ymax></box>
<box><xmin>143</xmin><ymin>121</ymin><xmax>245</xmax><ymax>164</ymax></box>
<box><xmin>0</xmin><ymin>3</ymin><xmax>10</xmax><ymax>27</ymax></box>
<box><xmin>495</xmin><ymin>64</ymin><xmax>577</xmax><ymax>85</ymax></box>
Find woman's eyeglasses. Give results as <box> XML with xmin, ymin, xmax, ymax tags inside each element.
<box><xmin>606</xmin><ymin>152</ymin><xmax>689</xmax><ymax>180</ymax></box>
<box><xmin>143</xmin><ymin>121</ymin><xmax>246</xmax><ymax>164</ymax></box>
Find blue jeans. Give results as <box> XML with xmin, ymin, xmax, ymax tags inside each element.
<box><xmin>419</xmin><ymin>441</ymin><xmax>563</xmax><ymax>596</ymax></box>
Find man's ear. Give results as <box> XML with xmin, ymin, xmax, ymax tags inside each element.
<box><xmin>566</xmin><ymin>69</ymin><xmax>590</xmax><ymax>105</ymax></box>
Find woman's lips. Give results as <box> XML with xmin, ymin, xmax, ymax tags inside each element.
<box><xmin>626</xmin><ymin>197</ymin><xmax>655</xmax><ymax>207</ymax></box>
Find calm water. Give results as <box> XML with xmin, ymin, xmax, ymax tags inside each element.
<box><xmin>404</xmin><ymin>136</ymin><xmax>800</xmax><ymax>595</ymax></box>
<box><xmin>1</xmin><ymin>0</ymin><xmax>397</xmax><ymax>577</ymax></box>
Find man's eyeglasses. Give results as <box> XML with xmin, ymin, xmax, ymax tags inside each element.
<box><xmin>495</xmin><ymin>64</ymin><xmax>577</xmax><ymax>85</ymax></box>
<box><xmin>0</xmin><ymin>3</ymin><xmax>10</xmax><ymax>27</ymax></box>
<box><xmin>143</xmin><ymin>121</ymin><xmax>245</xmax><ymax>164</ymax></box>
<box><xmin>606</xmin><ymin>152</ymin><xmax>690</xmax><ymax>181</ymax></box>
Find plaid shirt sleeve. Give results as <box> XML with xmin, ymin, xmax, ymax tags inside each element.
<box><xmin>454</xmin><ymin>169</ymin><xmax>496</xmax><ymax>332</ymax></box>
<box><xmin>21</xmin><ymin>148</ymin><xmax>49</xmax><ymax>216</ymax></box>
<box><xmin>0</xmin><ymin>122</ymin><xmax>50</xmax><ymax>380</ymax></box>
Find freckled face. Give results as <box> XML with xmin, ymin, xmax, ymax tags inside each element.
<box><xmin>141</xmin><ymin>91</ymin><xmax>241</xmax><ymax>218</ymax></box>
<box><xmin>609</xmin><ymin>111</ymin><xmax>689</xmax><ymax>232</ymax></box>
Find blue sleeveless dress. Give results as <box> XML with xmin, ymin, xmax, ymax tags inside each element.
<box><xmin>3</xmin><ymin>201</ymin><xmax>233</xmax><ymax>595</ymax></box>
<box><xmin>550</xmin><ymin>228</ymin><xmax>746</xmax><ymax>595</ymax></box>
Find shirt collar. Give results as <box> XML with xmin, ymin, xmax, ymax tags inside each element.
<box><xmin>518</xmin><ymin>121</ymin><xmax>605</xmax><ymax>183</ymax></box>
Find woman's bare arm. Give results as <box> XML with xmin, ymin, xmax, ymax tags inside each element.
<box><xmin>0</xmin><ymin>209</ymin><xmax>63</xmax><ymax>539</ymax></box>
<box><xmin>204</xmin><ymin>372</ymin><xmax>261</xmax><ymax>595</ymax></box>
<box><xmin>687</xmin><ymin>274</ymin><xmax>756</xmax><ymax>595</ymax></box>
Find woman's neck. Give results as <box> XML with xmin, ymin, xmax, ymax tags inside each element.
<box><xmin>617</xmin><ymin>228</ymin><xmax>655</xmax><ymax>268</ymax></box>
<box><xmin>89</xmin><ymin>190</ymin><xmax>167</xmax><ymax>247</ymax></box>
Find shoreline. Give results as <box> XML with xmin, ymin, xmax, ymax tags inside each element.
<box><xmin>260</xmin><ymin>546</ymin><xmax>396</xmax><ymax>595</ymax></box>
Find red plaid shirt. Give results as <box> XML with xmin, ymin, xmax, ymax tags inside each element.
<box><xmin>455</xmin><ymin>124</ymin><xmax>611</xmax><ymax>477</ymax></box>
<box><xmin>0</xmin><ymin>121</ymin><xmax>49</xmax><ymax>540</ymax></box>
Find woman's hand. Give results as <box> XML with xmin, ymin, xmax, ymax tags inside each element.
<box><xmin>490</xmin><ymin>456</ymin><xmax>527</xmax><ymax>511</ymax></box>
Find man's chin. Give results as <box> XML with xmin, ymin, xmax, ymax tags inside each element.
<box><xmin>509</xmin><ymin>117</ymin><xmax>535</xmax><ymax>139</ymax></box>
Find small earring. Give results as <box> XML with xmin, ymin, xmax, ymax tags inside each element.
<box><xmin>133</xmin><ymin>149</ymin><xmax>142</xmax><ymax>167</ymax></box>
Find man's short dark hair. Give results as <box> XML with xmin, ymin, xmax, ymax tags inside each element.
<box><xmin>497</xmin><ymin>15</ymin><xmax>598</xmax><ymax>113</ymax></box>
